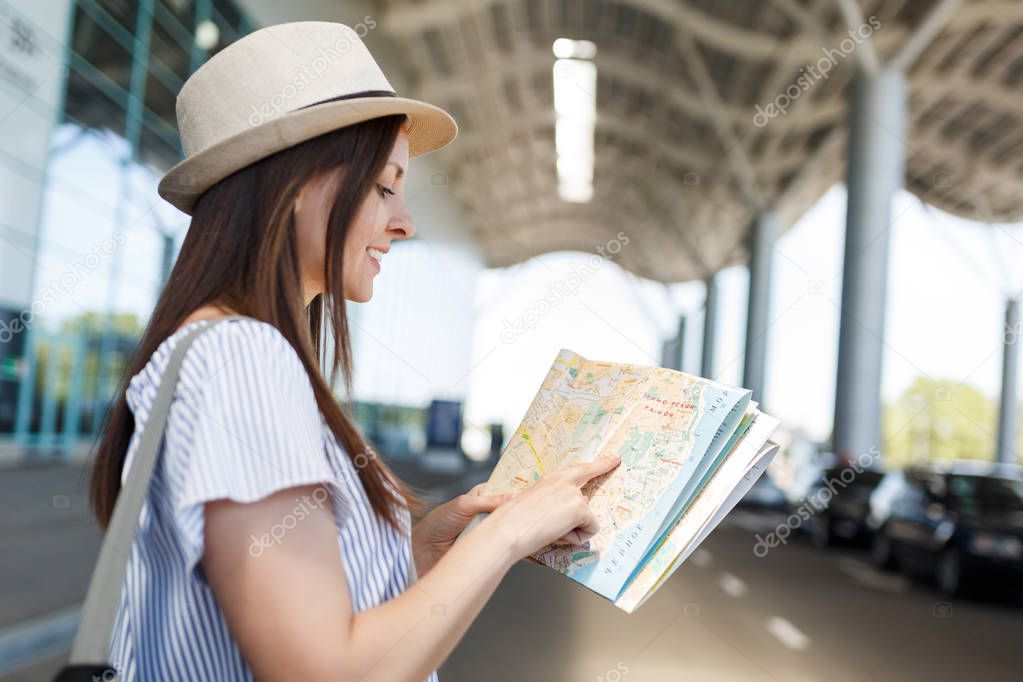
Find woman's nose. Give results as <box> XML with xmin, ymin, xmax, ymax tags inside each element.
<box><xmin>387</xmin><ymin>201</ymin><xmax>416</xmax><ymax>240</ymax></box>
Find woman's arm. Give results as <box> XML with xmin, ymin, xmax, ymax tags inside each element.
<box><xmin>203</xmin><ymin>483</ymin><xmax>511</xmax><ymax>681</ymax></box>
<box><xmin>202</xmin><ymin>455</ymin><xmax>618</xmax><ymax>681</ymax></box>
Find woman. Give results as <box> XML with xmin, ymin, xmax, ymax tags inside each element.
<box><xmin>89</xmin><ymin>21</ymin><xmax>619</xmax><ymax>682</ymax></box>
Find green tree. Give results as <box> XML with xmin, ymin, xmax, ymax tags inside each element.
<box><xmin>58</xmin><ymin>311</ymin><xmax>143</xmax><ymax>337</ymax></box>
<box><xmin>883</xmin><ymin>377</ymin><xmax>1005</xmax><ymax>466</ymax></box>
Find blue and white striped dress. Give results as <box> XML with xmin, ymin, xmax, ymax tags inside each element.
<box><xmin>109</xmin><ymin>317</ymin><xmax>438</xmax><ymax>681</ymax></box>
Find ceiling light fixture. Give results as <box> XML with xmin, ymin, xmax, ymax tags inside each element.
<box><xmin>552</xmin><ymin>39</ymin><xmax>597</xmax><ymax>203</ymax></box>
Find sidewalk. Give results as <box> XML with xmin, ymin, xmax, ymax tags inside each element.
<box><xmin>0</xmin><ymin>462</ymin><xmax>100</xmax><ymax>630</ymax></box>
<box><xmin>0</xmin><ymin>438</ymin><xmax>94</xmax><ymax>468</ymax></box>
<box><xmin>0</xmin><ymin>461</ymin><xmax>99</xmax><ymax>682</ymax></box>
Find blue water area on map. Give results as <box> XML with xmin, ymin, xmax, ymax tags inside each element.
<box><xmin>565</xmin><ymin>383</ymin><xmax>751</xmax><ymax>600</ymax></box>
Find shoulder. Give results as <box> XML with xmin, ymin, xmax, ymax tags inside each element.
<box><xmin>167</xmin><ymin>319</ymin><xmax>333</xmax><ymax>508</ymax></box>
<box><xmin>179</xmin><ymin>317</ymin><xmax>312</xmax><ymax>397</ymax></box>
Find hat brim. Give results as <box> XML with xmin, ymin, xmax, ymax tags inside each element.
<box><xmin>158</xmin><ymin>96</ymin><xmax>457</xmax><ymax>214</ymax></box>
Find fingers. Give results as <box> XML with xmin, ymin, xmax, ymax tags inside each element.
<box><xmin>457</xmin><ymin>491</ymin><xmax>513</xmax><ymax>515</ymax></box>
<box><xmin>466</xmin><ymin>482</ymin><xmax>489</xmax><ymax>497</ymax></box>
<box><xmin>565</xmin><ymin>453</ymin><xmax>622</xmax><ymax>486</ymax></box>
<box><xmin>456</xmin><ymin>483</ymin><xmax>513</xmax><ymax>516</ymax></box>
<box><xmin>548</xmin><ymin>492</ymin><xmax>602</xmax><ymax>546</ymax></box>
<box><xmin>574</xmin><ymin>506</ymin><xmax>602</xmax><ymax>537</ymax></box>
<box><xmin>551</xmin><ymin>529</ymin><xmax>592</xmax><ymax>546</ymax></box>
<box><xmin>551</xmin><ymin>531</ymin><xmax>584</xmax><ymax>546</ymax></box>
<box><xmin>551</xmin><ymin>513</ymin><xmax>600</xmax><ymax>546</ymax></box>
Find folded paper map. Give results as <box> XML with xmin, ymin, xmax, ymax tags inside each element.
<box><xmin>469</xmin><ymin>349</ymin><xmax>780</xmax><ymax>613</ymax></box>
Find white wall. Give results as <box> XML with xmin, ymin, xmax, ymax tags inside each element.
<box><xmin>350</xmin><ymin>164</ymin><xmax>483</xmax><ymax>405</ymax></box>
<box><xmin>234</xmin><ymin>0</ymin><xmax>487</xmax><ymax>406</ymax></box>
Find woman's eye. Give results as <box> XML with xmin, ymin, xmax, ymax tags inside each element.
<box><xmin>377</xmin><ymin>184</ymin><xmax>396</xmax><ymax>198</ymax></box>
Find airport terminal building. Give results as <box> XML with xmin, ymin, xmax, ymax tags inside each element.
<box><xmin>0</xmin><ymin>0</ymin><xmax>483</xmax><ymax>458</ymax></box>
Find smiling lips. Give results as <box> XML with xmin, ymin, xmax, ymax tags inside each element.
<box><xmin>366</xmin><ymin>246</ymin><xmax>386</xmax><ymax>270</ymax></box>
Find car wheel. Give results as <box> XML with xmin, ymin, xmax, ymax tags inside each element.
<box><xmin>871</xmin><ymin>530</ymin><xmax>896</xmax><ymax>571</ymax></box>
<box><xmin>809</xmin><ymin>515</ymin><xmax>831</xmax><ymax>548</ymax></box>
<box><xmin>937</xmin><ymin>548</ymin><xmax>962</xmax><ymax>597</ymax></box>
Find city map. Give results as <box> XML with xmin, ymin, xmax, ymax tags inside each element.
<box><xmin>480</xmin><ymin>349</ymin><xmax>779</xmax><ymax>609</ymax></box>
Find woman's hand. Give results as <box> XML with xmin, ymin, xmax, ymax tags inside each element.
<box><xmin>412</xmin><ymin>483</ymin><xmax>512</xmax><ymax>576</ymax></box>
<box><xmin>480</xmin><ymin>453</ymin><xmax>622</xmax><ymax>559</ymax></box>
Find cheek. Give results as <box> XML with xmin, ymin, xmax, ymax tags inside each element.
<box><xmin>295</xmin><ymin>212</ymin><xmax>328</xmax><ymax>274</ymax></box>
<box><xmin>346</xmin><ymin>198</ymin><xmax>386</xmax><ymax>259</ymax></box>
<box><xmin>342</xmin><ymin>205</ymin><xmax>371</xmax><ymax>270</ymax></box>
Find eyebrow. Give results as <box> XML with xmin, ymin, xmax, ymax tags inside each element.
<box><xmin>387</xmin><ymin>161</ymin><xmax>406</xmax><ymax>178</ymax></box>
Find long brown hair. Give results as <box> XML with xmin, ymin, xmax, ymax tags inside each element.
<box><xmin>90</xmin><ymin>114</ymin><xmax>418</xmax><ymax>530</ymax></box>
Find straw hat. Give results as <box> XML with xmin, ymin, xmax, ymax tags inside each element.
<box><xmin>158</xmin><ymin>21</ymin><xmax>458</xmax><ymax>214</ymax></box>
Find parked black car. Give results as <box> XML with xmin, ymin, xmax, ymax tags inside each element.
<box><xmin>868</xmin><ymin>462</ymin><xmax>1023</xmax><ymax>596</ymax></box>
<box><xmin>737</xmin><ymin>470</ymin><xmax>789</xmax><ymax>512</ymax></box>
<box><xmin>797</xmin><ymin>466</ymin><xmax>885</xmax><ymax>547</ymax></box>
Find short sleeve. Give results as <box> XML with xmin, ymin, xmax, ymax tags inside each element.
<box><xmin>164</xmin><ymin>319</ymin><xmax>341</xmax><ymax>577</ymax></box>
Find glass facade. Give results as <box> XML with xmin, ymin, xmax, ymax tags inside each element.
<box><xmin>2</xmin><ymin>0</ymin><xmax>255</xmax><ymax>454</ymax></box>
<box><xmin>0</xmin><ymin>0</ymin><xmax>483</xmax><ymax>460</ymax></box>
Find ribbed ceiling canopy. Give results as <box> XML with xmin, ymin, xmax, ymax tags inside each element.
<box><xmin>380</xmin><ymin>0</ymin><xmax>1023</xmax><ymax>282</ymax></box>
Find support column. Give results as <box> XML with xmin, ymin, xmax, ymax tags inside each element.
<box><xmin>160</xmin><ymin>231</ymin><xmax>175</xmax><ymax>287</ymax></box>
<box><xmin>996</xmin><ymin>298</ymin><xmax>1020</xmax><ymax>464</ymax></box>
<box><xmin>833</xmin><ymin>69</ymin><xmax>906</xmax><ymax>459</ymax></box>
<box><xmin>92</xmin><ymin>0</ymin><xmax>153</xmax><ymax>434</ymax></box>
<box><xmin>743</xmin><ymin>212</ymin><xmax>778</xmax><ymax>407</ymax></box>
<box><xmin>661</xmin><ymin>315</ymin><xmax>686</xmax><ymax>371</ymax></box>
<box><xmin>701</xmin><ymin>276</ymin><xmax>717</xmax><ymax>379</ymax></box>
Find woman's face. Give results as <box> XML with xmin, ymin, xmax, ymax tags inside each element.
<box><xmin>294</xmin><ymin>127</ymin><xmax>414</xmax><ymax>303</ymax></box>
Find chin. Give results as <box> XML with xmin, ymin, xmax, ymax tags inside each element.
<box><xmin>346</xmin><ymin>284</ymin><xmax>373</xmax><ymax>303</ymax></box>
